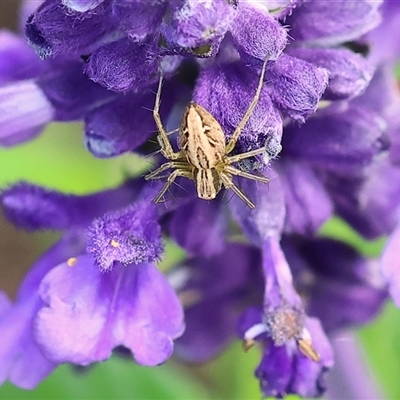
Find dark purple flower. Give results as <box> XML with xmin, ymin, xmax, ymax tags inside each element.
<box><xmin>173</xmin><ymin>242</ymin><xmax>263</xmax><ymax>362</ymax></box>
<box><xmin>17</xmin><ymin>0</ymin><xmax>377</xmax><ymax>159</ymax></box>
<box><xmin>282</xmin><ymin>236</ymin><xmax>388</xmax><ymax>333</ymax></box>
<box><xmin>167</xmin><ymin>196</ymin><xmax>228</xmax><ymax>257</ymax></box>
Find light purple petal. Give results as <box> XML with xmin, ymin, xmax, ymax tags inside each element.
<box><xmin>62</xmin><ymin>0</ymin><xmax>105</xmax><ymax>12</ymax></box>
<box><xmin>0</xmin><ymin>30</ymin><xmax>45</xmax><ymax>84</ymax></box>
<box><xmin>0</xmin><ymin>80</ymin><xmax>54</xmax><ymax>146</ymax></box>
<box><xmin>0</xmin><ymin>236</ymin><xmax>83</xmax><ymax>389</ymax></box>
<box><xmin>35</xmin><ymin>256</ymin><xmax>184</xmax><ymax>366</ymax></box>
<box><xmin>381</xmin><ymin>224</ymin><xmax>400</xmax><ymax>307</ymax></box>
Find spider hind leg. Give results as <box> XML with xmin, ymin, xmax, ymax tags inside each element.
<box><xmin>220</xmin><ymin>173</ymin><xmax>256</xmax><ymax>209</ymax></box>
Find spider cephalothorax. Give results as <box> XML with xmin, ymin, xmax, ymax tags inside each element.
<box><xmin>145</xmin><ymin>60</ymin><xmax>269</xmax><ymax>209</ymax></box>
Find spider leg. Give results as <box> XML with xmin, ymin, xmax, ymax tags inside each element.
<box><xmin>220</xmin><ymin>173</ymin><xmax>255</xmax><ymax>209</ymax></box>
<box><xmin>153</xmin><ymin>168</ymin><xmax>193</xmax><ymax>204</ymax></box>
<box><xmin>226</xmin><ymin>58</ymin><xmax>269</xmax><ymax>154</ymax></box>
<box><xmin>166</xmin><ymin>128</ymin><xmax>179</xmax><ymax>136</ymax></box>
<box><xmin>145</xmin><ymin>161</ymin><xmax>189</xmax><ymax>180</ymax></box>
<box><xmin>226</xmin><ymin>147</ymin><xmax>266</xmax><ymax>163</ymax></box>
<box><xmin>224</xmin><ymin>165</ymin><xmax>270</xmax><ymax>183</ymax></box>
<box><xmin>153</xmin><ymin>72</ymin><xmax>182</xmax><ymax>160</ymax></box>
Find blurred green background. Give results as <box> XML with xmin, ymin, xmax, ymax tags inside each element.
<box><xmin>0</xmin><ymin>122</ymin><xmax>398</xmax><ymax>400</ymax></box>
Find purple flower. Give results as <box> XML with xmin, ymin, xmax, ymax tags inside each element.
<box><xmin>238</xmin><ymin>308</ymin><xmax>333</xmax><ymax>398</ymax></box>
<box><xmin>0</xmin><ymin>180</ymin><xmax>184</xmax><ymax>386</ymax></box>
<box><xmin>7</xmin><ymin>0</ymin><xmax>374</xmax><ymax>159</ymax></box>
<box><xmin>35</xmin><ymin>254</ymin><xmax>184</xmax><ymax>366</ymax></box>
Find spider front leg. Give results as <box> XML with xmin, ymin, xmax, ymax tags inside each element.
<box><xmin>153</xmin><ymin>71</ymin><xmax>182</xmax><ymax>160</ymax></box>
<box><xmin>226</xmin><ymin>58</ymin><xmax>269</xmax><ymax>154</ymax></box>
<box><xmin>224</xmin><ymin>165</ymin><xmax>270</xmax><ymax>183</ymax></box>
<box><xmin>153</xmin><ymin>168</ymin><xmax>193</xmax><ymax>203</ymax></box>
<box><xmin>145</xmin><ymin>161</ymin><xmax>189</xmax><ymax>180</ymax></box>
<box><xmin>225</xmin><ymin>147</ymin><xmax>269</xmax><ymax>183</ymax></box>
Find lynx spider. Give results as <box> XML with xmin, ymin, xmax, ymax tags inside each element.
<box><xmin>145</xmin><ymin>59</ymin><xmax>269</xmax><ymax>209</ymax></box>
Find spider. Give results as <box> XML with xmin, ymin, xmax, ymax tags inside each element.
<box><xmin>145</xmin><ymin>59</ymin><xmax>269</xmax><ymax>209</ymax></box>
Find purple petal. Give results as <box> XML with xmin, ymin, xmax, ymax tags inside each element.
<box><xmin>324</xmin><ymin>157</ymin><xmax>400</xmax><ymax>239</ymax></box>
<box><xmin>283</xmin><ymin>106</ymin><xmax>387</xmax><ymax>175</ymax></box>
<box><xmin>254</xmin><ymin>317</ymin><xmax>333</xmax><ymax>398</ymax></box>
<box><xmin>0</xmin><ymin>30</ymin><xmax>46</xmax><ymax>84</ymax></box>
<box><xmin>175</xmin><ymin>298</ymin><xmax>236</xmax><ymax>362</ymax></box>
<box><xmin>288</xmin><ymin>0</ymin><xmax>383</xmax><ymax>46</ymax></box>
<box><xmin>262</xmin><ymin>238</ymin><xmax>304</xmax><ymax>332</ymax></box>
<box><xmin>86</xmin><ymin>201</ymin><xmax>163</xmax><ymax>270</ymax></box>
<box><xmin>286</xmin><ymin>237</ymin><xmax>387</xmax><ymax>332</ymax></box>
<box><xmin>288</xmin><ymin>318</ymin><xmax>334</xmax><ymax>397</ymax></box>
<box><xmin>84</xmin><ymin>80</ymin><xmax>180</xmax><ymax>157</ymax></box>
<box><xmin>230</xmin><ymin>3</ymin><xmax>287</xmax><ymax>62</ymax></box>
<box><xmin>229</xmin><ymin>173</ymin><xmax>286</xmax><ymax>245</ymax></box>
<box><xmin>38</xmin><ymin>60</ymin><xmax>115</xmax><ymax>121</ymax></box>
<box><xmin>35</xmin><ymin>256</ymin><xmax>184</xmax><ymax>366</ymax></box>
<box><xmin>183</xmin><ymin>242</ymin><xmax>263</xmax><ymax>299</ymax></box>
<box><xmin>168</xmin><ymin>197</ymin><xmax>227</xmax><ymax>257</ymax></box>
<box><xmin>351</xmin><ymin>65</ymin><xmax>400</xmax><ymax>165</ymax></box>
<box><xmin>85</xmin><ymin>37</ymin><xmax>158</xmax><ymax>92</ymax></box>
<box><xmin>26</xmin><ymin>0</ymin><xmax>117</xmax><ymax>59</ymax></box>
<box><xmin>279</xmin><ymin>160</ymin><xmax>333</xmax><ymax>235</ymax></box>
<box><xmin>161</xmin><ymin>0</ymin><xmax>237</xmax><ymax>51</ymax></box>
<box><xmin>381</xmin><ymin>225</ymin><xmax>400</xmax><ymax>307</ymax></box>
<box><xmin>0</xmin><ymin>80</ymin><xmax>54</xmax><ymax>146</ymax></box>
<box><xmin>113</xmin><ymin>0</ymin><xmax>166</xmax><ymax>41</ymax></box>
<box><xmin>265</xmin><ymin>54</ymin><xmax>329</xmax><ymax>122</ymax></box>
<box><xmin>236</xmin><ymin>306</ymin><xmax>263</xmax><ymax>338</ymax></box>
<box><xmin>367</xmin><ymin>0</ymin><xmax>400</xmax><ymax>64</ymax></box>
<box><xmin>0</xmin><ymin>236</ymin><xmax>84</xmax><ymax>389</ymax></box>
<box><xmin>193</xmin><ymin>61</ymin><xmax>282</xmax><ymax>155</ymax></box>
<box><xmin>175</xmin><ymin>243</ymin><xmax>263</xmax><ymax>361</ymax></box>
<box><xmin>62</xmin><ymin>0</ymin><xmax>105</xmax><ymax>12</ymax></box>
<box><xmin>1</xmin><ymin>181</ymin><xmax>137</xmax><ymax>231</ymax></box>
<box><xmin>289</xmin><ymin>47</ymin><xmax>374</xmax><ymax>100</ymax></box>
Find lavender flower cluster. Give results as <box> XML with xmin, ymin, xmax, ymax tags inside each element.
<box><xmin>1</xmin><ymin>0</ymin><xmax>400</xmax><ymax>397</ymax></box>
